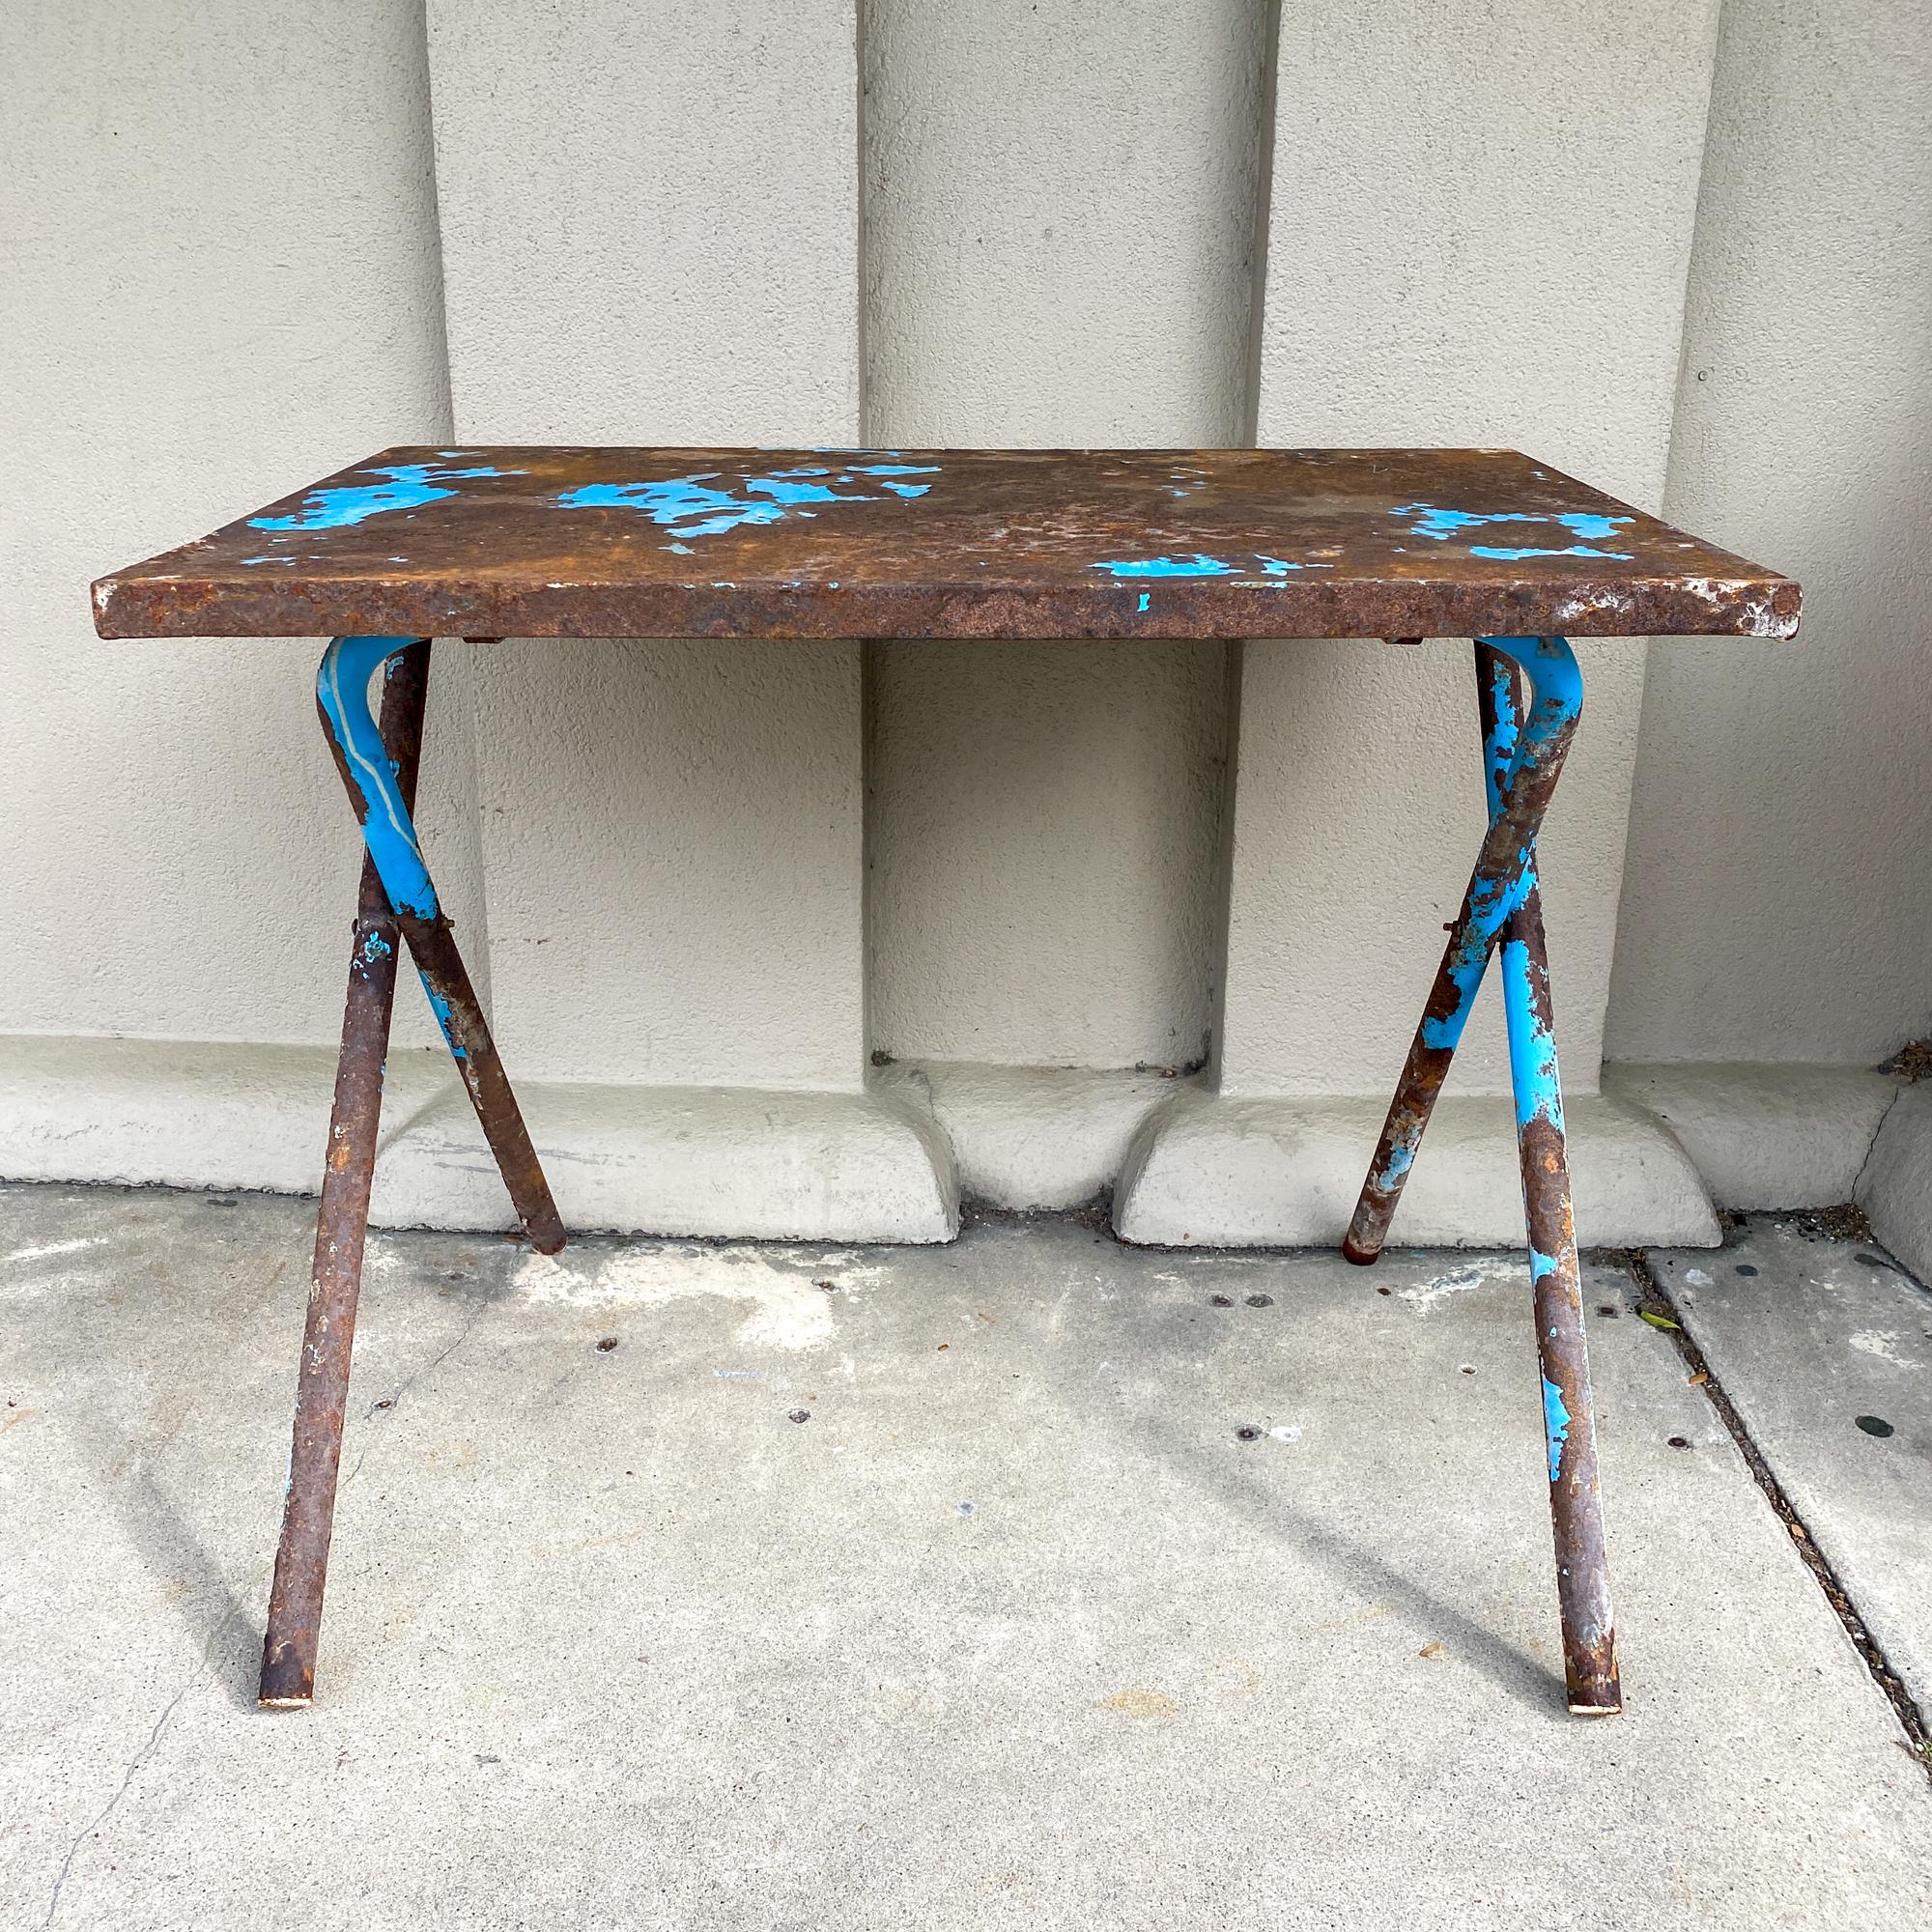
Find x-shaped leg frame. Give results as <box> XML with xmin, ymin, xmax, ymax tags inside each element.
<box><xmin>259</xmin><ymin>637</ymin><xmax>564</xmax><ymax>1708</ymax></box>
<box><xmin>1345</xmin><ymin>636</ymin><xmax>1620</xmax><ymax>1716</ymax></box>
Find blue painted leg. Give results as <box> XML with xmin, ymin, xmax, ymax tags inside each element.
<box><xmin>1345</xmin><ymin>637</ymin><xmax>1616</xmax><ymax>1711</ymax></box>
<box><xmin>316</xmin><ymin>635</ymin><xmax>563</xmax><ymax>1254</ymax></box>
<box><xmin>1476</xmin><ymin>643</ymin><xmax>1619</xmax><ymax>1715</ymax></box>
<box><xmin>1344</xmin><ymin>635</ymin><xmax>1583</xmax><ymax>1262</ymax></box>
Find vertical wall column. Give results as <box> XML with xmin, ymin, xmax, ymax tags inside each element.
<box><xmin>1118</xmin><ymin>0</ymin><xmax>1727</xmax><ymax>1248</ymax></box>
<box><xmin>1607</xmin><ymin>0</ymin><xmax>1932</xmax><ymax>1066</ymax></box>
<box><xmin>0</xmin><ymin>1</ymin><xmax>481</xmax><ymax>1191</ymax></box>
<box><xmin>1604</xmin><ymin>0</ymin><xmax>1932</xmax><ymax>1228</ymax></box>
<box><xmin>383</xmin><ymin>0</ymin><xmax>953</xmax><ymax>1239</ymax></box>
<box><xmin>861</xmin><ymin>0</ymin><xmax>1267</xmax><ymax>1205</ymax></box>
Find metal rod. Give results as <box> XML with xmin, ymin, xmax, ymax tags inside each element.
<box><xmin>260</xmin><ymin>640</ymin><xmax>432</xmax><ymax>1708</ymax></box>
<box><xmin>1341</xmin><ymin>636</ymin><xmax>1582</xmax><ymax>1264</ymax></box>
<box><xmin>315</xmin><ymin>635</ymin><xmax>564</xmax><ymax>1256</ymax></box>
<box><xmin>1477</xmin><ymin>644</ymin><xmax>1620</xmax><ymax>1716</ymax></box>
<box><xmin>392</xmin><ymin>913</ymin><xmax>564</xmax><ymax>1253</ymax></box>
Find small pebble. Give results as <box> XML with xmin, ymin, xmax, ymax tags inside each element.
<box><xmin>787</xmin><ymin>1408</ymin><xmax>810</xmax><ymax>1425</ymax></box>
<box><xmin>1235</xmin><ymin>1426</ymin><xmax>1263</xmax><ymax>1443</ymax></box>
<box><xmin>1667</xmin><ymin>1435</ymin><xmax>1690</xmax><ymax>1450</ymax></box>
<box><xmin>1208</xmin><ymin>1294</ymin><xmax>1234</xmax><ymax>1308</ymax></box>
<box><xmin>1736</xmin><ymin>1264</ymin><xmax>1758</xmax><ymax>1277</ymax></box>
<box><xmin>1856</xmin><ymin>1414</ymin><xmax>1895</xmax><ymax>1438</ymax></box>
<box><xmin>1245</xmin><ymin>1293</ymin><xmax>1274</xmax><ymax>1308</ymax></box>
<box><xmin>595</xmin><ymin>1336</ymin><xmax>618</xmax><ymax>1352</ymax></box>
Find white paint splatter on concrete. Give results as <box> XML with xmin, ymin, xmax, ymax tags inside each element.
<box><xmin>1849</xmin><ymin>1330</ymin><xmax>1916</xmax><ymax>1368</ymax></box>
<box><xmin>1684</xmin><ymin>1267</ymin><xmax>1715</xmax><ymax>1288</ymax></box>
<box><xmin>1396</xmin><ymin>1257</ymin><xmax>1526</xmax><ymax>1310</ymax></box>
<box><xmin>512</xmin><ymin>1246</ymin><xmax>883</xmax><ymax>1350</ymax></box>
<box><xmin>1268</xmin><ymin>1423</ymin><xmax>1303</xmax><ymax>1444</ymax></box>
<box><xmin>5</xmin><ymin>1236</ymin><xmax>105</xmax><ymax>1264</ymax></box>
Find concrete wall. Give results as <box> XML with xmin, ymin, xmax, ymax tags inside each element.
<box><xmin>1606</xmin><ymin>0</ymin><xmax>1932</xmax><ymax>1066</ymax></box>
<box><xmin>1229</xmin><ymin>0</ymin><xmax>1722</xmax><ymax>1099</ymax></box>
<box><xmin>5</xmin><ymin>0</ymin><xmax>1928</xmax><ymax>1237</ymax></box>
<box><xmin>0</xmin><ymin>0</ymin><xmax>460</xmax><ymax>1054</ymax></box>
<box><xmin>862</xmin><ymin>0</ymin><xmax>1264</xmax><ymax>1070</ymax></box>
<box><xmin>427</xmin><ymin>0</ymin><xmax>867</xmax><ymax>1092</ymax></box>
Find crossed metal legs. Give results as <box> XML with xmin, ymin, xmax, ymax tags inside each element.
<box><xmin>262</xmin><ymin>632</ymin><xmax>1615</xmax><ymax>1713</ymax></box>
<box><xmin>1345</xmin><ymin>636</ymin><xmax>1620</xmax><ymax>1716</ymax></box>
<box><xmin>259</xmin><ymin>637</ymin><xmax>563</xmax><ymax>1708</ymax></box>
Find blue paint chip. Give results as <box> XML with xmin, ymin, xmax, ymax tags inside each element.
<box><xmin>251</xmin><ymin>463</ymin><xmax>518</xmax><ymax>531</ymax></box>
<box><xmin>420</xmin><ymin>980</ymin><xmax>468</xmax><ymax>1061</ymax></box>
<box><xmin>1395</xmin><ymin>502</ymin><xmax>1634</xmax><ymax>561</ymax></box>
<box><xmin>1094</xmin><ymin>554</ymin><xmax>1237</xmax><ymax>579</ymax></box>
<box><xmin>1542</xmin><ymin>1376</ymin><xmax>1572</xmax><ymax>1482</ymax></box>
<box><xmin>558</xmin><ymin>463</ymin><xmax>939</xmax><ymax>540</ymax></box>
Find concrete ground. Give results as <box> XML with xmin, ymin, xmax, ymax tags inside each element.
<box><xmin>5</xmin><ymin>1185</ymin><xmax>1931</xmax><ymax>1930</ymax></box>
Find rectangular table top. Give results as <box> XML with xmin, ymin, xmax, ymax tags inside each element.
<box><xmin>92</xmin><ymin>446</ymin><xmax>1799</xmax><ymax>643</ymax></box>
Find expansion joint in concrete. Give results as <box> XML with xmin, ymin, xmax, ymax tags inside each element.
<box><xmin>1622</xmin><ymin>1249</ymin><xmax>1932</xmax><ymax>1780</ymax></box>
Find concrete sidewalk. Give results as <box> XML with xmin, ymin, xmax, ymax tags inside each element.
<box><xmin>4</xmin><ymin>1183</ymin><xmax>1930</xmax><ymax>1929</ymax></box>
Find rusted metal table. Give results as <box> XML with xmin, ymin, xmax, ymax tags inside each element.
<box><xmin>94</xmin><ymin>447</ymin><xmax>1798</xmax><ymax>1716</ymax></box>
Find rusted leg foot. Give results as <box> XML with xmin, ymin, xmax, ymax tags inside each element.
<box><xmin>261</xmin><ymin>641</ymin><xmax>432</xmax><ymax>1708</ymax></box>
<box><xmin>1477</xmin><ymin>644</ymin><xmax>1620</xmax><ymax>1716</ymax></box>
<box><xmin>315</xmin><ymin>635</ymin><xmax>564</xmax><ymax>1255</ymax></box>
<box><xmin>1341</xmin><ymin>637</ymin><xmax>1584</xmax><ymax>1264</ymax></box>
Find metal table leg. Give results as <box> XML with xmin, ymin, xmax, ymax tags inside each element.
<box><xmin>260</xmin><ymin>635</ymin><xmax>563</xmax><ymax>1708</ymax></box>
<box><xmin>1343</xmin><ymin>636</ymin><xmax>1620</xmax><ymax>1715</ymax></box>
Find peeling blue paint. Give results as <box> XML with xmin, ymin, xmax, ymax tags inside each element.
<box><xmin>420</xmin><ymin>980</ymin><xmax>469</xmax><ymax>1061</ymax></box>
<box><xmin>1394</xmin><ymin>502</ymin><xmax>1634</xmax><ymax>561</ymax></box>
<box><xmin>252</xmin><ymin>463</ymin><xmax>516</xmax><ymax>531</ymax></box>
<box><xmin>1468</xmin><ymin>542</ymin><xmax>1632</xmax><ymax>561</ymax></box>
<box><xmin>316</xmin><ymin>637</ymin><xmax>439</xmax><ymax>922</ymax></box>
<box><xmin>1378</xmin><ymin>1141</ymin><xmax>1417</xmax><ymax>1188</ymax></box>
<box><xmin>1543</xmin><ymin>1375</ymin><xmax>1572</xmax><ymax>1481</ymax></box>
<box><xmin>1417</xmin><ymin>639</ymin><xmax>1581</xmax><ymax>1057</ymax></box>
<box><xmin>357</xmin><ymin>931</ymin><xmax>394</xmax><ymax>967</ymax></box>
<box><xmin>560</xmin><ymin>463</ymin><xmax>938</xmax><ymax>538</ymax></box>
<box><xmin>1137</xmin><ymin>592</ymin><xmax>1151</xmax><ymax>612</ymax></box>
<box><xmin>1094</xmin><ymin>552</ymin><xmax>1334</xmax><ymax>581</ymax></box>
<box><xmin>1094</xmin><ymin>554</ymin><xmax>1237</xmax><ymax>579</ymax></box>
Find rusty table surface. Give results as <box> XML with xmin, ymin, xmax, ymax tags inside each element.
<box><xmin>92</xmin><ymin>446</ymin><xmax>1799</xmax><ymax>643</ymax></box>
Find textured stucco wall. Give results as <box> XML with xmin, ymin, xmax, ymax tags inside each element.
<box><xmin>862</xmin><ymin>0</ymin><xmax>1264</xmax><ymax>1069</ymax></box>
<box><xmin>426</xmin><ymin>0</ymin><xmax>868</xmax><ymax>1089</ymax></box>
<box><xmin>0</xmin><ymin>1</ymin><xmax>462</xmax><ymax>1051</ymax></box>
<box><xmin>1222</xmin><ymin>0</ymin><xmax>1722</xmax><ymax>1098</ymax></box>
<box><xmin>5</xmin><ymin>0</ymin><xmax>1929</xmax><ymax>1229</ymax></box>
<box><xmin>1606</xmin><ymin>0</ymin><xmax>1932</xmax><ymax>1065</ymax></box>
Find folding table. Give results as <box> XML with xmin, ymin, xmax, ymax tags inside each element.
<box><xmin>92</xmin><ymin>446</ymin><xmax>1799</xmax><ymax>1716</ymax></box>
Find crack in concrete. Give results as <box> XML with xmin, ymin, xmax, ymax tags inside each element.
<box><xmin>43</xmin><ymin>1580</ymin><xmax>261</xmax><ymax>1927</ymax></box>
<box><xmin>340</xmin><ymin>1286</ymin><xmax>492</xmax><ymax>1495</ymax></box>
<box><xmin>1622</xmin><ymin>1247</ymin><xmax>1932</xmax><ymax>1782</ymax></box>
<box><xmin>1851</xmin><ymin>1080</ymin><xmax>1906</xmax><ymax>1209</ymax></box>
